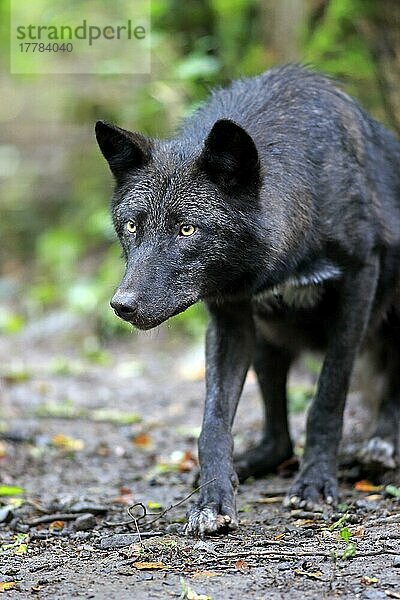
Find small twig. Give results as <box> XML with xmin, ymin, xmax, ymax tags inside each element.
<box><xmin>195</xmin><ymin>548</ymin><xmax>400</xmax><ymax>563</ymax></box>
<box><xmin>26</xmin><ymin>513</ymin><xmax>79</xmax><ymax>526</ymax></box>
<box><xmin>132</xmin><ymin>511</ymin><xmax>143</xmax><ymax>545</ymax></box>
<box><xmin>105</xmin><ymin>478</ymin><xmax>216</xmax><ymax>528</ymax></box>
<box><xmin>136</xmin><ymin>478</ymin><xmax>217</xmax><ymax>527</ymax></box>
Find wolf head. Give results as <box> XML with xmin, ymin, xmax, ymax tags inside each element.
<box><xmin>95</xmin><ymin>119</ymin><xmax>261</xmax><ymax>329</ymax></box>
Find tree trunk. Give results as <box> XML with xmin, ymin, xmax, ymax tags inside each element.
<box><xmin>358</xmin><ymin>1</ymin><xmax>400</xmax><ymax>134</ymax></box>
<box><xmin>261</xmin><ymin>0</ymin><xmax>306</xmax><ymax>63</ymax></box>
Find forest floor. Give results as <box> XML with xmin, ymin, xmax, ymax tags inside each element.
<box><xmin>0</xmin><ymin>313</ymin><xmax>400</xmax><ymax>599</ymax></box>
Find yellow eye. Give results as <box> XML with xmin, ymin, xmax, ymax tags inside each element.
<box><xmin>126</xmin><ymin>221</ymin><xmax>136</xmax><ymax>234</ymax></box>
<box><xmin>179</xmin><ymin>224</ymin><xmax>196</xmax><ymax>237</ymax></box>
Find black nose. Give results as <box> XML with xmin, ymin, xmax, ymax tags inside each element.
<box><xmin>110</xmin><ymin>294</ymin><xmax>138</xmax><ymax>321</ymax></box>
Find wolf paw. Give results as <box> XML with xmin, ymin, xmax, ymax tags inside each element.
<box><xmin>358</xmin><ymin>436</ymin><xmax>397</xmax><ymax>471</ymax></box>
<box><xmin>234</xmin><ymin>440</ymin><xmax>294</xmax><ymax>482</ymax></box>
<box><xmin>185</xmin><ymin>502</ymin><xmax>238</xmax><ymax>537</ymax></box>
<box><xmin>284</xmin><ymin>462</ymin><xmax>337</xmax><ymax>510</ymax></box>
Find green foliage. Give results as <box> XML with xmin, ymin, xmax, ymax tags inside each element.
<box><xmin>1</xmin><ymin>0</ymin><xmax>396</xmax><ymax>339</ymax></box>
<box><xmin>303</xmin><ymin>0</ymin><xmax>384</xmax><ymax>118</ymax></box>
<box><xmin>339</xmin><ymin>527</ymin><xmax>357</xmax><ymax>559</ymax></box>
<box><xmin>288</xmin><ymin>385</ymin><xmax>314</xmax><ymax>413</ymax></box>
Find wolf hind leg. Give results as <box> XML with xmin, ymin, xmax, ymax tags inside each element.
<box><xmin>359</xmin><ymin>314</ymin><xmax>400</xmax><ymax>471</ymax></box>
<box><xmin>234</xmin><ymin>335</ymin><xmax>295</xmax><ymax>482</ymax></box>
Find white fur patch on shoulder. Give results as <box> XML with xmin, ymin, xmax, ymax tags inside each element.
<box><xmin>254</xmin><ymin>261</ymin><xmax>342</xmax><ymax>309</ymax></box>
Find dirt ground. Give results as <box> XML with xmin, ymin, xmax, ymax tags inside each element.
<box><xmin>1</xmin><ymin>315</ymin><xmax>400</xmax><ymax>599</ymax></box>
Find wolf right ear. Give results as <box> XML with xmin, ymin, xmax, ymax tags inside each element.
<box><xmin>199</xmin><ymin>119</ymin><xmax>260</xmax><ymax>188</ymax></box>
<box><xmin>95</xmin><ymin>121</ymin><xmax>151</xmax><ymax>179</ymax></box>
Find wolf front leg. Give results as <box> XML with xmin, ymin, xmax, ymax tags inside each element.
<box><xmin>285</xmin><ymin>256</ymin><xmax>380</xmax><ymax>510</ymax></box>
<box><xmin>186</xmin><ymin>302</ymin><xmax>255</xmax><ymax>536</ymax></box>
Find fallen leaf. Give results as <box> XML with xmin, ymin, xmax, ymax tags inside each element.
<box><xmin>294</xmin><ymin>569</ymin><xmax>323</xmax><ymax>580</ymax></box>
<box><xmin>178</xmin><ymin>450</ymin><xmax>198</xmax><ymax>472</ymax></box>
<box><xmin>255</xmin><ymin>496</ymin><xmax>284</xmax><ymax>504</ymax></box>
<box><xmin>147</xmin><ymin>501</ymin><xmax>163</xmax><ymax>510</ymax></box>
<box><xmin>49</xmin><ymin>520</ymin><xmax>65</xmax><ymax>532</ymax></box>
<box><xmin>133</xmin><ymin>561</ymin><xmax>167</xmax><ymax>570</ymax></box>
<box><xmin>132</xmin><ymin>433</ymin><xmax>152</xmax><ymax>449</ymax></box>
<box><xmin>365</xmin><ymin>494</ymin><xmax>382</xmax><ymax>501</ymax></box>
<box><xmin>15</xmin><ymin>543</ymin><xmax>27</xmax><ymax>555</ymax></box>
<box><xmin>178</xmin><ymin>363</ymin><xmax>205</xmax><ymax>382</ymax></box>
<box><xmin>385</xmin><ymin>484</ymin><xmax>400</xmax><ymax>498</ymax></box>
<box><xmin>2</xmin><ymin>369</ymin><xmax>30</xmax><ymax>384</ymax></box>
<box><xmin>113</xmin><ymin>487</ymin><xmax>134</xmax><ymax>506</ymax></box>
<box><xmin>180</xmin><ymin>577</ymin><xmax>211</xmax><ymax>600</ymax></box>
<box><xmin>192</xmin><ymin>571</ymin><xmax>219</xmax><ymax>578</ymax></box>
<box><xmin>95</xmin><ymin>443</ymin><xmax>110</xmax><ymax>457</ymax></box>
<box><xmin>342</xmin><ymin>542</ymin><xmax>357</xmax><ymax>560</ymax></box>
<box><xmin>361</xmin><ymin>576</ymin><xmax>378</xmax><ymax>585</ymax></box>
<box><xmin>0</xmin><ymin>442</ymin><xmax>7</xmax><ymax>459</ymax></box>
<box><xmin>91</xmin><ymin>409</ymin><xmax>141</xmax><ymax>425</ymax></box>
<box><xmin>0</xmin><ymin>582</ymin><xmax>17</xmax><ymax>592</ymax></box>
<box><xmin>235</xmin><ymin>559</ymin><xmax>249</xmax><ymax>570</ymax></box>
<box><xmin>274</xmin><ymin>533</ymin><xmax>286</xmax><ymax>541</ymax></box>
<box><xmin>52</xmin><ymin>434</ymin><xmax>84</xmax><ymax>452</ymax></box>
<box><xmin>0</xmin><ymin>485</ymin><xmax>24</xmax><ymax>497</ymax></box>
<box><xmin>292</xmin><ymin>519</ymin><xmax>315</xmax><ymax>527</ymax></box>
<box><xmin>354</xmin><ymin>480</ymin><xmax>383</xmax><ymax>493</ymax></box>
<box><xmin>352</xmin><ymin>526</ymin><xmax>365</xmax><ymax>538</ymax></box>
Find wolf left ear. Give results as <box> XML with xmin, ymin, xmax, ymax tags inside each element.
<box><xmin>199</xmin><ymin>119</ymin><xmax>260</xmax><ymax>188</ymax></box>
<box><xmin>95</xmin><ymin>120</ymin><xmax>151</xmax><ymax>180</ymax></box>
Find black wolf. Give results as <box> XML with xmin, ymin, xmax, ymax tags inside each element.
<box><xmin>95</xmin><ymin>65</ymin><xmax>400</xmax><ymax>536</ymax></box>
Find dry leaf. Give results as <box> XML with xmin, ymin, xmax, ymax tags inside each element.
<box><xmin>273</xmin><ymin>532</ymin><xmax>286</xmax><ymax>541</ymax></box>
<box><xmin>133</xmin><ymin>561</ymin><xmax>167</xmax><ymax>570</ymax></box>
<box><xmin>179</xmin><ymin>361</ymin><xmax>205</xmax><ymax>382</ymax></box>
<box><xmin>354</xmin><ymin>480</ymin><xmax>383</xmax><ymax>493</ymax></box>
<box><xmin>112</xmin><ymin>486</ymin><xmax>134</xmax><ymax>505</ymax></box>
<box><xmin>255</xmin><ymin>496</ymin><xmax>284</xmax><ymax>504</ymax></box>
<box><xmin>235</xmin><ymin>559</ymin><xmax>249</xmax><ymax>570</ymax></box>
<box><xmin>179</xmin><ymin>450</ymin><xmax>198</xmax><ymax>472</ymax></box>
<box><xmin>294</xmin><ymin>569</ymin><xmax>323</xmax><ymax>580</ymax></box>
<box><xmin>192</xmin><ymin>571</ymin><xmax>219</xmax><ymax>578</ymax></box>
<box><xmin>361</xmin><ymin>576</ymin><xmax>378</xmax><ymax>585</ymax></box>
<box><xmin>0</xmin><ymin>582</ymin><xmax>17</xmax><ymax>591</ymax></box>
<box><xmin>365</xmin><ymin>494</ymin><xmax>383</xmax><ymax>501</ymax></box>
<box><xmin>292</xmin><ymin>519</ymin><xmax>315</xmax><ymax>526</ymax></box>
<box><xmin>15</xmin><ymin>543</ymin><xmax>27</xmax><ymax>555</ymax></box>
<box><xmin>132</xmin><ymin>433</ymin><xmax>152</xmax><ymax>449</ymax></box>
<box><xmin>49</xmin><ymin>520</ymin><xmax>65</xmax><ymax>531</ymax></box>
<box><xmin>352</xmin><ymin>526</ymin><xmax>365</xmax><ymax>538</ymax></box>
<box><xmin>0</xmin><ymin>442</ymin><xmax>7</xmax><ymax>459</ymax></box>
<box><xmin>52</xmin><ymin>434</ymin><xmax>84</xmax><ymax>452</ymax></box>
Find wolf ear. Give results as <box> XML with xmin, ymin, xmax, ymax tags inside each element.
<box><xmin>199</xmin><ymin>119</ymin><xmax>259</xmax><ymax>188</ymax></box>
<box><xmin>95</xmin><ymin>120</ymin><xmax>151</xmax><ymax>179</ymax></box>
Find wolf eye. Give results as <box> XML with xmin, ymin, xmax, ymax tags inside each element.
<box><xmin>126</xmin><ymin>220</ymin><xmax>136</xmax><ymax>234</ymax></box>
<box><xmin>179</xmin><ymin>224</ymin><xmax>196</xmax><ymax>237</ymax></box>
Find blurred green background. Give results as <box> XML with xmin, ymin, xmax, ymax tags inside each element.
<box><xmin>1</xmin><ymin>0</ymin><xmax>399</xmax><ymax>339</ymax></box>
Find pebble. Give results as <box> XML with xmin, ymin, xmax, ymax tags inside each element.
<box><xmin>73</xmin><ymin>513</ymin><xmax>96</xmax><ymax>531</ymax></box>
<box><xmin>70</xmin><ymin>502</ymin><xmax>108</xmax><ymax>515</ymax></box>
<box><xmin>355</xmin><ymin>499</ymin><xmax>380</xmax><ymax>511</ymax></box>
<box><xmin>0</xmin><ymin>506</ymin><xmax>14</xmax><ymax>524</ymax></box>
<box><xmin>393</xmin><ymin>555</ymin><xmax>400</xmax><ymax>568</ymax></box>
<box><xmin>193</xmin><ymin>540</ymin><xmax>215</xmax><ymax>553</ymax></box>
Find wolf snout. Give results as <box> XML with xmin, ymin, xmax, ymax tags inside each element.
<box><xmin>110</xmin><ymin>292</ymin><xmax>138</xmax><ymax>322</ymax></box>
